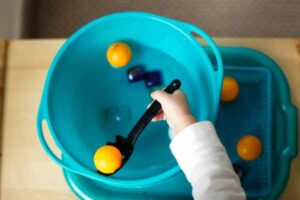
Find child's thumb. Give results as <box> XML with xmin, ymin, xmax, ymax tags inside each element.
<box><xmin>151</xmin><ymin>90</ymin><xmax>170</xmax><ymax>104</ymax></box>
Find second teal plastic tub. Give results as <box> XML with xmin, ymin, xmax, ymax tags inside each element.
<box><xmin>62</xmin><ymin>47</ymin><xmax>298</xmax><ymax>200</ymax></box>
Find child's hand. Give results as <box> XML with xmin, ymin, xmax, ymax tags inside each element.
<box><xmin>151</xmin><ymin>90</ymin><xmax>197</xmax><ymax>133</ymax></box>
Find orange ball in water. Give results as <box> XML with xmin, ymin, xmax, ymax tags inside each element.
<box><xmin>221</xmin><ymin>76</ymin><xmax>239</xmax><ymax>102</ymax></box>
<box><xmin>94</xmin><ymin>145</ymin><xmax>123</xmax><ymax>174</ymax></box>
<box><xmin>237</xmin><ymin>135</ymin><xmax>262</xmax><ymax>161</ymax></box>
<box><xmin>106</xmin><ymin>42</ymin><xmax>132</xmax><ymax>68</ymax></box>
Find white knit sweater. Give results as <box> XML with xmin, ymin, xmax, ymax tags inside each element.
<box><xmin>170</xmin><ymin>121</ymin><xmax>246</xmax><ymax>200</ymax></box>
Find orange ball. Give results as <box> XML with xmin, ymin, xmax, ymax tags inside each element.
<box><xmin>221</xmin><ymin>76</ymin><xmax>239</xmax><ymax>102</ymax></box>
<box><xmin>106</xmin><ymin>42</ymin><xmax>132</xmax><ymax>68</ymax></box>
<box><xmin>94</xmin><ymin>145</ymin><xmax>123</xmax><ymax>174</ymax></box>
<box><xmin>237</xmin><ymin>135</ymin><xmax>262</xmax><ymax>161</ymax></box>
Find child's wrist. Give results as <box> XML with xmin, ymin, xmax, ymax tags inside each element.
<box><xmin>176</xmin><ymin>114</ymin><xmax>197</xmax><ymax>133</ymax></box>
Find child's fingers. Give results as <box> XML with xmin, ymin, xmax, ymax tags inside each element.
<box><xmin>173</xmin><ymin>90</ymin><xmax>184</xmax><ymax>96</ymax></box>
<box><xmin>151</xmin><ymin>90</ymin><xmax>171</xmax><ymax>104</ymax></box>
<box><xmin>152</xmin><ymin>111</ymin><xmax>164</xmax><ymax>121</ymax></box>
<box><xmin>148</xmin><ymin>102</ymin><xmax>164</xmax><ymax>121</ymax></box>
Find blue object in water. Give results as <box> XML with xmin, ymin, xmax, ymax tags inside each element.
<box><xmin>233</xmin><ymin>164</ymin><xmax>245</xmax><ymax>179</ymax></box>
<box><xmin>36</xmin><ymin>12</ymin><xmax>223</xmax><ymax>188</ymax></box>
<box><xmin>102</xmin><ymin>106</ymin><xmax>132</xmax><ymax>135</ymax></box>
<box><xmin>127</xmin><ymin>65</ymin><xmax>145</xmax><ymax>82</ymax></box>
<box><xmin>145</xmin><ymin>71</ymin><xmax>162</xmax><ymax>88</ymax></box>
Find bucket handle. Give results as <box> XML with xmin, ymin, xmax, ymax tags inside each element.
<box><xmin>186</xmin><ymin>24</ymin><xmax>224</xmax><ymax>103</ymax></box>
<box><xmin>184</xmin><ymin>24</ymin><xmax>223</xmax><ymax>72</ymax></box>
<box><xmin>36</xmin><ymin>104</ymin><xmax>88</xmax><ymax>175</ymax></box>
<box><xmin>174</xmin><ymin>21</ymin><xmax>223</xmax><ymax>91</ymax></box>
<box><xmin>163</xmin><ymin>16</ymin><xmax>222</xmax><ymax>74</ymax></box>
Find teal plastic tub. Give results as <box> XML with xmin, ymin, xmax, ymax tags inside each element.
<box><xmin>63</xmin><ymin>47</ymin><xmax>298</xmax><ymax>200</ymax></box>
<box><xmin>36</xmin><ymin>12</ymin><xmax>223</xmax><ymax>188</ymax></box>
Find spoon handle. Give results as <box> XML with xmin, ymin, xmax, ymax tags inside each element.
<box><xmin>127</xmin><ymin>79</ymin><xmax>181</xmax><ymax>145</ymax></box>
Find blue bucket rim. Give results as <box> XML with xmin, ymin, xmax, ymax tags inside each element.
<box><xmin>36</xmin><ymin>11</ymin><xmax>223</xmax><ymax>188</ymax></box>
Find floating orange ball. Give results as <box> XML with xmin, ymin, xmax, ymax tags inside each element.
<box><xmin>237</xmin><ymin>135</ymin><xmax>262</xmax><ymax>161</ymax></box>
<box><xmin>106</xmin><ymin>42</ymin><xmax>132</xmax><ymax>68</ymax></box>
<box><xmin>94</xmin><ymin>145</ymin><xmax>122</xmax><ymax>174</ymax></box>
<box><xmin>221</xmin><ymin>76</ymin><xmax>239</xmax><ymax>102</ymax></box>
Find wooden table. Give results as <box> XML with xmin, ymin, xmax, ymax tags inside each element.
<box><xmin>0</xmin><ymin>38</ymin><xmax>299</xmax><ymax>200</ymax></box>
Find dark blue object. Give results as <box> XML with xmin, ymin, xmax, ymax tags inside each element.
<box><xmin>145</xmin><ymin>71</ymin><xmax>162</xmax><ymax>88</ymax></box>
<box><xmin>233</xmin><ymin>164</ymin><xmax>245</xmax><ymax>179</ymax></box>
<box><xmin>127</xmin><ymin>66</ymin><xmax>145</xmax><ymax>82</ymax></box>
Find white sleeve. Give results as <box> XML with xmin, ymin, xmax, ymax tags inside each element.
<box><xmin>170</xmin><ymin>121</ymin><xmax>246</xmax><ymax>200</ymax></box>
